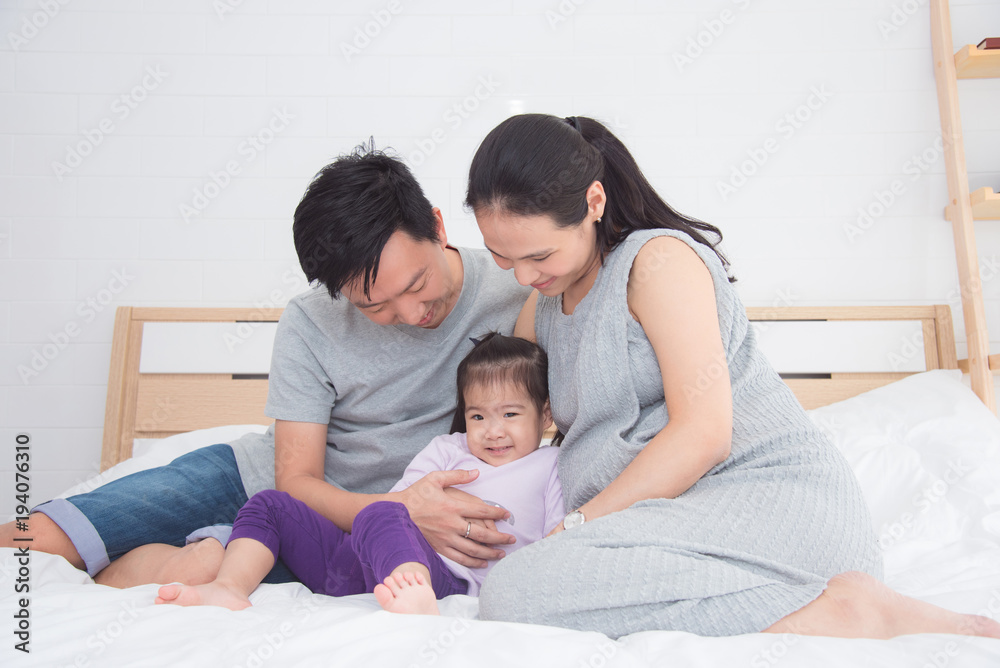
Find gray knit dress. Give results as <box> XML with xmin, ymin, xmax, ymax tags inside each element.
<box><xmin>477</xmin><ymin>229</ymin><xmax>883</xmax><ymax>638</ymax></box>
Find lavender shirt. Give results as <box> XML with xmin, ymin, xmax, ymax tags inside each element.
<box><xmin>390</xmin><ymin>433</ymin><xmax>564</xmax><ymax>595</ymax></box>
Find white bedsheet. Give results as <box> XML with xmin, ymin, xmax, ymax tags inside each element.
<box><xmin>3</xmin><ymin>370</ymin><xmax>1000</xmax><ymax>667</ymax></box>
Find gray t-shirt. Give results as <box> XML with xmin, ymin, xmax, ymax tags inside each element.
<box><xmin>229</xmin><ymin>246</ymin><xmax>532</xmax><ymax>498</ymax></box>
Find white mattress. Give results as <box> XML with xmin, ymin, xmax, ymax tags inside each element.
<box><xmin>3</xmin><ymin>370</ymin><xmax>1000</xmax><ymax>667</ymax></box>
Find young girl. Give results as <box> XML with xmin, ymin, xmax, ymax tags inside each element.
<box><xmin>155</xmin><ymin>333</ymin><xmax>563</xmax><ymax>615</ymax></box>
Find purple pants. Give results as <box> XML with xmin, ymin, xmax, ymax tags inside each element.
<box><xmin>229</xmin><ymin>491</ymin><xmax>468</xmax><ymax>599</ymax></box>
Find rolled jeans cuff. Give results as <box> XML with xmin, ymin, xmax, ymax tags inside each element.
<box><xmin>185</xmin><ymin>525</ymin><xmax>234</xmax><ymax>547</ymax></box>
<box><xmin>32</xmin><ymin>498</ymin><xmax>109</xmax><ymax>577</ymax></box>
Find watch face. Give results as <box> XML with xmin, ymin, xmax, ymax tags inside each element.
<box><xmin>563</xmin><ymin>510</ymin><xmax>585</xmax><ymax>530</ymax></box>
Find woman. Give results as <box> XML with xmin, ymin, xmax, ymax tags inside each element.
<box><xmin>465</xmin><ymin>113</ymin><xmax>1000</xmax><ymax>640</ymax></box>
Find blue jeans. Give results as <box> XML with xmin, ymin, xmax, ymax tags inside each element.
<box><xmin>32</xmin><ymin>443</ymin><xmax>296</xmax><ymax>583</ymax></box>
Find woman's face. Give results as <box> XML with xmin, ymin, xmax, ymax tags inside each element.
<box><xmin>476</xmin><ymin>210</ymin><xmax>601</xmax><ymax>298</ymax></box>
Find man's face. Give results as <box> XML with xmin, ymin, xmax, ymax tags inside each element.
<box><xmin>341</xmin><ymin>217</ymin><xmax>462</xmax><ymax>328</ymax></box>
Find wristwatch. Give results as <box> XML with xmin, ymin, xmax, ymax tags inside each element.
<box><xmin>563</xmin><ymin>509</ymin><xmax>586</xmax><ymax>530</ymax></box>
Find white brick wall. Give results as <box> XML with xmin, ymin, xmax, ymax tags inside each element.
<box><xmin>1</xmin><ymin>0</ymin><xmax>999</xmax><ymax>517</ymax></box>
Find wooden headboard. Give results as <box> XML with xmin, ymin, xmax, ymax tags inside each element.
<box><xmin>100</xmin><ymin>304</ymin><xmax>959</xmax><ymax>471</ymax></box>
<box><xmin>101</xmin><ymin>307</ymin><xmax>282</xmax><ymax>470</ymax></box>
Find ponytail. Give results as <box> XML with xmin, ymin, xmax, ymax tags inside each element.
<box><xmin>465</xmin><ymin>113</ymin><xmax>735</xmax><ymax>282</ymax></box>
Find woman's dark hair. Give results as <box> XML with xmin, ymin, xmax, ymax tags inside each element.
<box><xmin>465</xmin><ymin>114</ymin><xmax>735</xmax><ymax>282</ymax></box>
<box><xmin>293</xmin><ymin>140</ymin><xmax>440</xmax><ymax>299</ymax></box>
<box><xmin>450</xmin><ymin>333</ymin><xmax>560</xmax><ymax>445</ymax></box>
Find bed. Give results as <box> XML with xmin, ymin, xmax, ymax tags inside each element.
<box><xmin>2</xmin><ymin>304</ymin><xmax>999</xmax><ymax>667</ymax></box>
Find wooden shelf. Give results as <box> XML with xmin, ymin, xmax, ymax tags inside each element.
<box><xmin>931</xmin><ymin>1</ymin><xmax>997</xmax><ymax>414</ymax></box>
<box><xmin>972</xmin><ymin>187</ymin><xmax>1000</xmax><ymax>220</ymax></box>
<box><xmin>957</xmin><ymin>353</ymin><xmax>1000</xmax><ymax>374</ymax></box>
<box><xmin>955</xmin><ymin>44</ymin><xmax>1000</xmax><ymax>78</ymax></box>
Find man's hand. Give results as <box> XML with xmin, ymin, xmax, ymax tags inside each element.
<box><xmin>396</xmin><ymin>470</ymin><xmax>515</xmax><ymax>568</ymax></box>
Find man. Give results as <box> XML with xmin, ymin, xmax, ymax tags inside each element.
<box><xmin>0</xmin><ymin>145</ymin><xmax>532</xmax><ymax>588</ymax></box>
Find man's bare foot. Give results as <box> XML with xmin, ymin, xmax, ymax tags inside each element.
<box><xmin>155</xmin><ymin>581</ymin><xmax>251</xmax><ymax>611</ymax></box>
<box><xmin>96</xmin><ymin>538</ymin><xmax>225</xmax><ymax>589</ymax></box>
<box><xmin>373</xmin><ymin>571</ymin><xmax>440</xmax><ymax>615</ymax></box>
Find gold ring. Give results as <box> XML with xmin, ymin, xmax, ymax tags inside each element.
<box><xmin>464</xmin><ymin>521</ymin><xmax>472</xmax><ymax>539</ymax></box>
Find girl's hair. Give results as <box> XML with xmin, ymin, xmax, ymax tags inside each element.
<box><xmin>465</xmin><ymin>113</ymin><xmax>735</xmax><ymax>283</ymax></box>
<box><xmin>450</xmin><ymin>333</ymin><xmax>560</xmax><ymax>444</ymax></box>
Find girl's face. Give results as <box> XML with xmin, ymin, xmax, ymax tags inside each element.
<box><xmin>463</xmin><ymin>381</ymin><xmax>552</xmax><ymax>466</ymax></box>
<box><xmin>476</xmin><ymin>210</ymin><xmax>601</xmax><ymax>298</ymax></box>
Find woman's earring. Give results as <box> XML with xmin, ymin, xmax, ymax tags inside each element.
<box><xmin>596</xmin><ymin>217</ymin><xmax>602</xmax><ymax>224</ymax></box>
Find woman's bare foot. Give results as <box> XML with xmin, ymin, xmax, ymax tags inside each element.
<box><xmin>155</xmin><ymin>580</ymin><xmax>251</xmax><ymax>611</ymax></box>
<box><xmin>373</xmin><ymin>571</ymin><xmax>440</xmax><ymax>615</ymax></box>
<box><xmin>765</xmin><ymin>571</ymin><xmax>1000</xmax><ymax>639</ymax></box>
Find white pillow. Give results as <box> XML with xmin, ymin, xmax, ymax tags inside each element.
<box><xmin>807</xmin><ymin>370</ymin><xmax>1000</xmax><ymax>589</ymax></box>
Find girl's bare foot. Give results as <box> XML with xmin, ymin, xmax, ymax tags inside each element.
<box><xmin>155</xmin><ymin>581</ymin><xmax>252</xmax><ymax>611</ymax></box>
<box><xmin>765</xmin><ymin>571</ymin><xmax>1000</xmax><ymax>639</ymax></box>
<box><xmin>373</xmin><ymin>571</ymin><xmax>440</xmax><ymax>615</ymax></box>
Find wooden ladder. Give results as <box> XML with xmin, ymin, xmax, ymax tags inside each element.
<box><xmin>929</xmin><ymin>0</ymin><xmax>999</xmax><ymax>414</ymax></box>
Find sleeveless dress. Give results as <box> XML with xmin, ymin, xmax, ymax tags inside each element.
<box><xmin>477</xmin><ymin>229</ymin><xmax>882</xmax><ymax>638</ymax></box>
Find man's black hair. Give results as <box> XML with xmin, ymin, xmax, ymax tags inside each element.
<box><xmin>293</xmin><ymin>140</ymin><xmax>439</xmax><ymax>298</ymax></box>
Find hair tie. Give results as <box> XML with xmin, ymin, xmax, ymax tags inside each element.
<box><xmin>469</xmin><ymin>336</ymin><xmax>482</xmax><ymax>346</ymax></box>
<box><xmin>564</xmin><ymin>116</ymin><xmax>582</xmax><ymax>133</ymax></box>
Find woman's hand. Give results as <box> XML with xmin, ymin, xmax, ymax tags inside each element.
<box><xmin>395</xmin><ymin>470</ymin><xmax>515</xmax><ymax>568</ymax></box>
